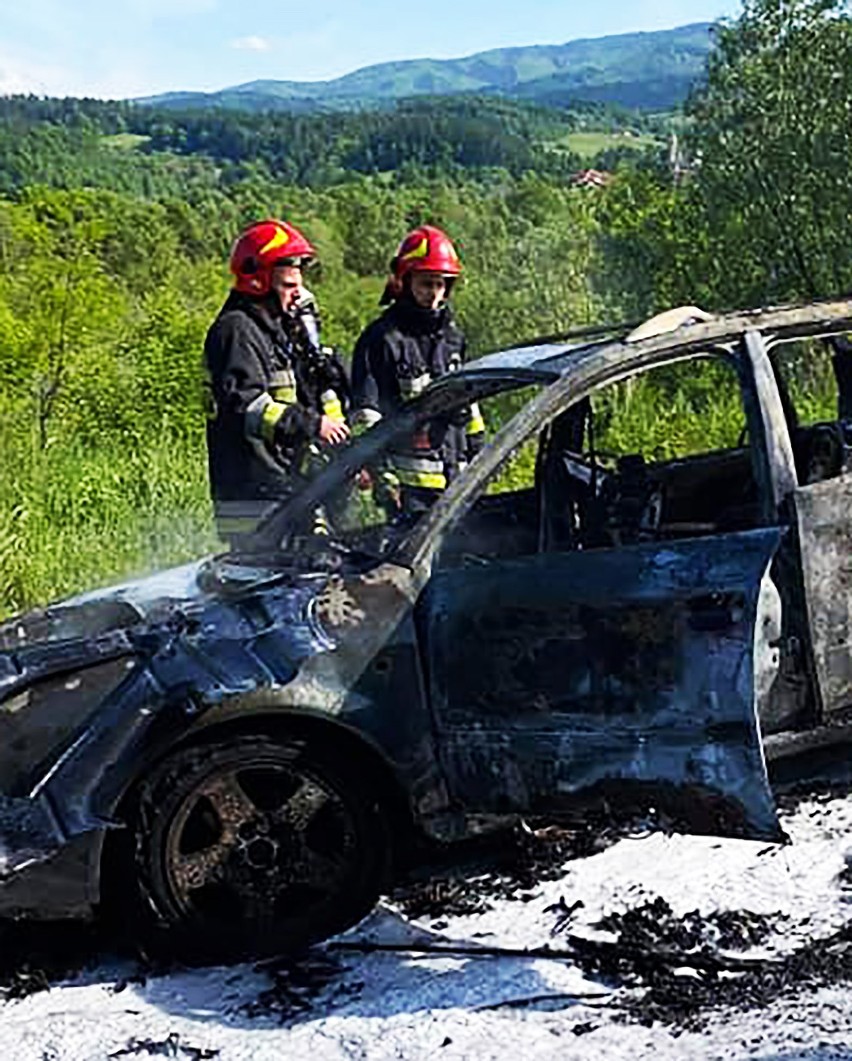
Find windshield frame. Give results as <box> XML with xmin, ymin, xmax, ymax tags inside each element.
<box><xmin>248</xmin><ymin>368</ymin><xmax>551</xmax><ymax>559</ymax></box>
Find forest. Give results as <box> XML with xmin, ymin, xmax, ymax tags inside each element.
<box><xmin>0</xmin><ymin>0</ymin><xmax>850</xmax><ymax>616</ymax></box>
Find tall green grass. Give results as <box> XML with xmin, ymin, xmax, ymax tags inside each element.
<box><xmin>0</xmin><ymin>421</ymin><xmax>220</xmax><ymax>617</ymax></box>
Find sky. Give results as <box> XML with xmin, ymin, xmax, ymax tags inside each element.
<box><xmin>0</xmin><ymin>0</ymin><xmax>742</xmax><ymax>100</ymax></box>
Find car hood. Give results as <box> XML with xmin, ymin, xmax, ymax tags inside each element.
<box><xmin>0</xmin><ymin>555</ymin><xmax>304</xmax><ymax>653</ymax></box>
<box><xmin>64</xmin><ymin>558</ymin><xmax>209</xmax><ymax>615</ymax></box>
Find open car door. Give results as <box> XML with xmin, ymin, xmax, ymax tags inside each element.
<box><xmin>421</xmin><ymin>527</ymin><xmax>783</xmax><ymax>842</ymax></box>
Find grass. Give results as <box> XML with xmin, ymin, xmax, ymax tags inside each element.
<box><xmin>100</xmin><ymin>134</ymin><xmax>151</xmax><ymax>151</ymax></box>
<box><xmin>0</xmin><ymin>422</ymin><xmax>221</xmax><ymax>618</ymax></box>
<box><xmin>547</xmin><ymin>130</ymin><xmax>659</xmax><ymax>160</ymax></box>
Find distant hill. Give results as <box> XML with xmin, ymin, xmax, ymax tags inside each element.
<box><xmin>139</xmin><ymin>23</ymin><xmax>714</xmax><ymax>112</ymax></box>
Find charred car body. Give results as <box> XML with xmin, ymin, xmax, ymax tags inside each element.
<box><xmin>3</xmin><ymin>299</ymin><xmax>852</xmax><ymax>957</ymax></box>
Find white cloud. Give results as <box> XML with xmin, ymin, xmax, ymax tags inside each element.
<box><xmin>0</xmin><ymin>51</ymin><xmax>71</xmax><ymax>96</ymax></box>
<box><xmin>230</xmin><ymin>35</ymin><xmax>272</xmax><ymax>53</ymax></box>
<box><xmin>0</xmin><ymin>44</ymin><xmax>166</xmax><ymax>100</ymax></box>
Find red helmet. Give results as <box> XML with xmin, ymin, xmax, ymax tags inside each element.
<box><xmin>382</xmin><ymin>225</ymin><xmax>461</xmax><ymax>304</ymax></box>
<box><xmin>392</xmin><ymin>225</ymin><xmax>461</xmax><ymax>283</ymax></box>
<box><xmin>229</xmin><ymin>219</ymin><xmax>316</xmax><ymax>296</ymax></box>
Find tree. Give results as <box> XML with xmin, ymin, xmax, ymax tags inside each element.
<box><xmin>687</xmin><ymin>0</ymin><xmax>852</xmax><ymax>306</ymax></box>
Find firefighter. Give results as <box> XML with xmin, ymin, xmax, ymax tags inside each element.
<box><xmin>204</xmin><ymin>218</ymin><xmax>350</xmax><ymax>549</ymax></box>
<box><xmin>350</xmin><ymin>224</ymin><xmax>485</xmax><ymax>516</ymax></box>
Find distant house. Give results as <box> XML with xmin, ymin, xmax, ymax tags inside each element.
<box><xmin>569</xmin><ymin>168</ymin><xmax>613</xmax><ymax>189</ymax></box>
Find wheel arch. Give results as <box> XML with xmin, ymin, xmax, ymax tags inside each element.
<box><xmin>185</xmin><ymin>709</ymin><xmax>417</xmax><ymax>840</ymax></box>
<box><xmin>99</xmin><ymin>707</ymin><xmax>419</xmax><ymax>908</ymax></box>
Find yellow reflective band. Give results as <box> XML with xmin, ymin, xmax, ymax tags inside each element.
<box><xmin>312</xmin><ymin>508</ymin><xmax>331</xmax><ymax>536</ymax></box>
<box><xmin>395</xmin><ymin>469</ymin><xmax>447</xmax><ymax>490</ymax></box>
<box><xmin>270</xmin><ymin>368</ymin><xmax>296</xmax><ymax>386</ymax></box>
<box><xmin>391</xmin><ymin>453</ymin><xmax>447</xmax><ymax>490</ymax></box>
<box><xmin>321</xmin><ymin>390</ymin><xmax>344</xmax><ymax>421</ymax></box>
<box><xmin>269</xmin><ymin>369</ymin><xmax>296</xmax><ymax>405</ymax></box>
<box><xmin>466</xmin><ymin>402</ymin><xmax>485</xmax><ymax>435</ymax></box>
<box><xmin>259</xmin><ymin>227</ymin><xmax>290</xmax><ymax>256</ymax></box>
<box><xmin>260</xmin><ymin>400</ymin><xmax>288</xmax><ymax>443</ymax></box>
<box><xmin>351</xmin><ymin>407</ymin><xmax>382</xmax><ymax>436</ymax></box>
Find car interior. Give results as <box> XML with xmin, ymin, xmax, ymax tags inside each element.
<box><xmin>440</xmin><ymin>338</ymin><xmax>852</xmax><ymax>568</ymax></box>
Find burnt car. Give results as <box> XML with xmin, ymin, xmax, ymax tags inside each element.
<box><xmin>3</xmin><ymin>298</ymin><xmax>852</xmax><ymax>959</ymax></box>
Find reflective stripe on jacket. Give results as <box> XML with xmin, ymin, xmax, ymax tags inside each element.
<box><xmin>350</xmin><ymin>298</ymin><xmax>484</xmax><ymax>485</ymax></box>
<box><xmin>204</xmin><ymin>292</ymin><xmax>349</xmax><ymax>535</ymax></box>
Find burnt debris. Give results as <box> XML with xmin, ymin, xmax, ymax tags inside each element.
<box><xmin>609</xmin><ymin>915</ymin><xmax>852</xmax><ymax>1030</ymax></box>
<box><xmin>392</xmin><ymin>821</ymin><xmax>618</xmax><ymax>920</ymax></box>
<box><xmin>108</xmin><ymin>1034</ymin><xmax>219</xmax><ymax>1060</ymax></box>
<box><xmin>241</xmin><ymin>952</ymin><xmax>351</xmax><ymax>1024</ymax></box>
<box><xmin>591</xmin><ymin>897</ymin><xmax>780</xmax><ymax>953</ymax></box>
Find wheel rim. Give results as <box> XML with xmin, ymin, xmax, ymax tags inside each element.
<box><xmin>162</xmin><ymin>751</ymin><xmax>360</xmax><ymax>930</ymax></box>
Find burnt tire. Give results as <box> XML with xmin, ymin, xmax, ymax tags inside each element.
<box><xmin>131</xmin><ymin>734</ymin><xmax>389</xmax><ymax>962</ymax></box>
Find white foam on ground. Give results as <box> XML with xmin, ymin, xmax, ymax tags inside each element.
<box><xmin>4</xmin><ymin>793</ymin><xmax>852</xmax><ymax>1060</ymax></box>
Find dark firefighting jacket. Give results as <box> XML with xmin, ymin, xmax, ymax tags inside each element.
<box><xmin>350</xmin><ymin>298</ymin><xmax>485</xmax><ymax>491</ymax></box>
<box><xmin>204</xmin><ymin>290</ymin><xmax>348</xmax><ymax>539</ymax></box>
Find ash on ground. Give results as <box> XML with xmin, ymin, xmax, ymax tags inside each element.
<box><xmin>571</xmin><ymin>896</ymin><xmax>852</xmax><ymax>1031</ymax></box>
<box><xmin>242</xmin><ymin>953</ymin><xmax>355</xmax><ymax>1025</ymax></box>
<box><xmin>592</xmin><ymin>896</ymin><xmax>781</xmax><ymax>953</ymax></box>
<box><xmin>391</xmin><ymin>819</ymin><xmax>622</xmax><ymax>920</ymax></box>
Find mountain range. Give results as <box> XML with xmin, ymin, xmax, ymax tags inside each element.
<box><xmin>139</xmin><ymin>22</ymin><xmax>715</xmax><ymax>112</ymax></box>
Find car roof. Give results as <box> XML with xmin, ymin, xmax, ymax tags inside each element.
<box><xmin>456</xmin><ymin>299</ymin><xmax>852</xmax><ymax>384</ymax></box>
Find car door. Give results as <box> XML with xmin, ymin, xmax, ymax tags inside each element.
<box><xmin>421</xmin><ymin>527</ymin><xmax>783</xmax><ymax>841</ymax></box>
<box><xmin>794</xmin><ymin>473</ymin><xmax>852</xmax><ymax>718</ymax></box>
